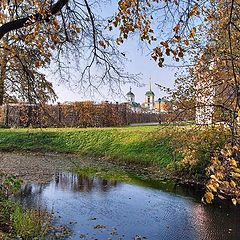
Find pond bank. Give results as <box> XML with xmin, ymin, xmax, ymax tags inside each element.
<box><xmin>0</xmin><ymin>126</ymin><xmax>227</xmax><ymax>180</ymax></box>
<box><xmin>0</xmin><ymin>126</ymin><xmax>175</xmax><ymax>167</ymax></box>
<box><xmin>0</xmin><ymin>151</ymin><xmax>204</xmax><ymax>192</ymax></box>
<box><xmin>0</xmin><ymin>152</ymin><xmax>171</xmax><ymax>184</ymax></box>
<box><xmin>0</xmin><ymin>125</ymin><xmax>229</xmax><ymax>189</ymax></box>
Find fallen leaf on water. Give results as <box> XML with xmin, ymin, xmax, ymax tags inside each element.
<box><xmin>93</xmin><ymin>224</ymin><xmax>106</xmax><ymax>229</ymax></box>
<box><xmin>134</xmin><ymin>235</ymin><xmax>147</xmax><ymax>240</ymax></box>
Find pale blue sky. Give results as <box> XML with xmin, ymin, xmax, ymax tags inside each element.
<box><xmin>52</xmin><ymin>49</ymin><xmax>176</xmax><ymax>104</ymax></box>
<box><xmin>50</xmin><ymin>1</ymin><xmax>178</xmax><ymax>104</ymax></box>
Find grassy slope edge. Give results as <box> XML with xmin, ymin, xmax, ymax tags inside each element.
<box><xmin>0</xmin><ymin>125</ymin><xmax>227</xmax><ymax>178</ymax></box>
<box><xmin>0</xmin><ymin>126</ymin><xmax>175</xmax><ymax>167</ymax></box>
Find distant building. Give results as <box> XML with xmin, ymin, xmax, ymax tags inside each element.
<box><xmin>126</xmin><ymin>87</ymin><xmax>135</xmax><ymax>103</ymax></box>
<box><xmin>194</xmin><ymin>61</ymin><xmax>215</xmax><ymax>125</ymax></box>
<box><xmin>126</xmin><ymin>87</ymin><xmax>141</xmax><ymax>112</ymax></box>
<box><xmin>154</xmin><ymin>97</ymin><xmax>170</xmax><ymax>113</ymax></box>
<box><xmin>125</xmin><ymin>83</ymin><xmax>171</xmax><ymax>114</ymax></box>
<box><xmin>143</xmin><ymin>83</ymin><xmax>155</xmax><ymax>112</ymax></box>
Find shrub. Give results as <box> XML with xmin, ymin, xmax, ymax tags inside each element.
<box><xmin>203</xmin><ymin>144</ymin><xmax>240</xmax><ymax>205</ymax></box>
<box><xmin>12</xmin><ymin>206</ymin><xmax>52</xmax><ymax>239</ymax></box>
<box><xmin>167</xmin><ymin>126</ymin><xmax>228</xmax><ymax>179</ymax></box>
<box><xmin>0</xmin><ymin>174</ymin><xmax>21</xmax><ymax>198</ymax></box>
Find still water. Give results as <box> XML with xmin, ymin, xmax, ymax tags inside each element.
<box><xmin>17</xmin><ymin>172</ymin><xmax>240</xmax><ymax>240</ymax></box>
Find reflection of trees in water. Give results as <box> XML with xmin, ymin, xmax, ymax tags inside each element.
<box><xmin>15</xmin><ymin>172</ymin><xmax>119</xmax><ymax>208</ymax></box>
<box><xmin>15</xmin><ymin>183</ymin><xmax>47</xmax><ymax>208</ymax></box>
<box><xmin>54</xmin><ymin>172</ymin><xmax>118</xmax><ymax>193</ymax></box>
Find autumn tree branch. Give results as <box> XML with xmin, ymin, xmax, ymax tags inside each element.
<box><xmin>0</xmin><ymin>0</ymin><xmax>69</xmax><ymax>40</ymax></box>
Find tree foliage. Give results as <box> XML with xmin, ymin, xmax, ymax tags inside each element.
<box><xmin>204</xmin><ymin>144</ymin><xmax>240</xmax><ymax>205</ymax></box>
<box><xmin>0</xmin><ymin>0</ymin><xmax>135</xmax><ymax>104</ymax></box>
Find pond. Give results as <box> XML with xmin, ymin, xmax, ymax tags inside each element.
<box><xmin>16</xmin><ymin>172</ymin><xmax>240</xmax><ymax>240</ymax></box>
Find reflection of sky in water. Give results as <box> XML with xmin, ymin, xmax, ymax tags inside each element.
<box><xmin>16</xmin><ymin>172</ymin><xmax>240</xmax><ymax>240</ymax></box>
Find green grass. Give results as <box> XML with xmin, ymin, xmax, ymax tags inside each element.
<box><xmin>12</xmin><ymin>205</ymin><xmax>50</xmax><ymax>239</ymax></box>
<box><xmin>0</xmin><ymin>126</ymin><xmax>177</xmax><ymax>167</ymax></box>
<box><xmin>0</xmin><ymin>198</ymin><xmax>70</xmax><ymax>239</ymax></box>
<box><xmin>74</xmin><ymin>165</ymin><xmax>144</xmax><ymax>184</ymax></box>
<box><xmin>0</xmin><ymin>125</ymin><xmax>228</xmax><ymax>173</ymax></box>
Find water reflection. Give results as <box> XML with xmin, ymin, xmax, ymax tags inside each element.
<box><xmin>15</xmin><ymin>172</ymin><xmax>240</xmax><ymax>240</ymax></box>
<box><xmin>54</xmin><ymin>172</ymin><xmax>118</xmax><ymax>192</ymax></box>
<box><xmin>17</xmin><ymin>173</ymin><xmax>119</xmax><ymax>205</ymax></box>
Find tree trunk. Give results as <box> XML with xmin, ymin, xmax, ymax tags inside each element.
<box><xmin>0</xmin><ymin>51</ymin><xmax>6</xmax><ymax>106</ymax></box>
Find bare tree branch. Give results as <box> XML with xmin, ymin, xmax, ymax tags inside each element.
<box><xmin>0</xmin><ymin>0</ymin><xmax>69</xmax><ymax>39</ymax></box>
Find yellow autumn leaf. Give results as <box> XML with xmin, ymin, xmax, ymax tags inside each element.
<box><xmin>189</xmin><ymin>4</ymin><xmax>199</xmax><ymax>17</ymax></box>
<box><xmin>229</xmin><ymin>159</ymin><xmax>237</xmax><ymax>167</ymax></box>
<box><xmin>231</xmin><ymin>172</ymin><xmax>240</xmax><ymax>178</ymax></box>
<box><xmin>210</xmin><ymin>174</ymin><xmax>217</xmax><ymax>180</ymax></box>
<box><xmin>173</xmin><ymin>36</ymin><xmax>181</xmax><ymax>42</ymax></box>
<box><xmin>189</xmin><ymin>27</ymin><xmax>196</xmax><ymax>38</ymax></box>
<box><xmin>204</xmin><ymin>191</ymin><xmax>214</xmax><ymax>203</ymax></box>
<box><xmin>234</xmin><ymin>168</ymin><xmax>240</xmax><ymax>173</ymax></box>
<box><xmin>207</xmin><ymin>183</ymin><xmax>218</xmax><ymax>192</ymax></box>
<box><xmin>230</xmin><ymin>180</ymin><xmax>236</xmax><ymax>188</ymax></box>
<box><xmin>173</xmin><ymin>23</ymin><xmax>180</xmax><ymax>33</ymax></box>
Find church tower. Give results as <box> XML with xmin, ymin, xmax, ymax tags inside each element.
<box><xmin>126</xmin><ymin>87</ymin><xmax>135</xmax><ymax>104</ymax></box>
<box><xmin>144</xmin><ymin>81</ymin><xmax>155</xmax><ymax>111</ymax></box>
